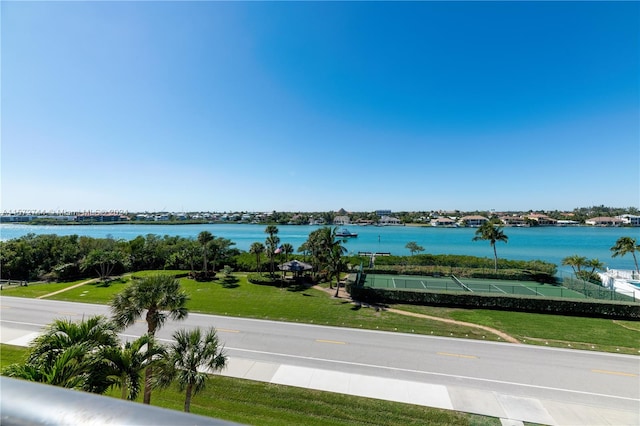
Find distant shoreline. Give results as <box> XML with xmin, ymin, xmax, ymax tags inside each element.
<box><xmin>2</xmin><ymin>221</ymin><xmax>636</xmax><ymax>228</ymax></box>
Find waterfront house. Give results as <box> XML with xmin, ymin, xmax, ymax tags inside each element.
<box><xmin>617</xmin><ymin>214</ymin><xmax>640</xmax><ymax>226</ymax></box>
<box><xmin>525</xmin><ymin>213</ymin><xmax>557</xmax><ymax>226</ymax></box>
<box><xmin>585</xmin><ymin>217</ymin><xmax>624</xmax><ymax>227</ymax></box>
<box><xmin>459</xmin><ymin>215</ymin><xmax>489</xmax><ymax>227</ymax></box>
<box><xmin>500</xmin><ymin>216</ymin><xmax>527</xmax><ymax>226</ymax></box>
<box><xmin>431</xmin><ymin>217</ymin><xmax>458</xmax><ymax>227</ymax></box>
<box><xmin>378</xmin><ymin>215</ymin><xmax>402</xmax><ymax>225</ymax></box>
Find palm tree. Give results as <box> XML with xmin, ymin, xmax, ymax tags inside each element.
<box><xmin>27</xmin><ymin>316</ymin><xmax>119</xmax><ymax>366</ymax></box>
<box><xmin>562</xmin><ymin>255</ymin><xmax>588</xmax><ymax>276</ymax></box>
<box><xmin>182</xmin><ymin>240</ymin><xmax>200</xmax><ymax>276</ymax></box>
<box><xmin>209</xmin><ymin>237</ymin><xmax>234</xmax><ymax>273</ymax></box>
<box><xmin>611</xmin><ymin>236</ymin><xmax>640</xmax><ymax>275</ymax></box>
<box><xmin>102</xmin><ymin>334</ymin><xmax>164</xmax><ymax>400</ymax></box>
<box><xmin>5</xmin><ymin>315</ymin><xmax>119</xmax><ymax>393</ymax></box>
<box><xmin>329</xmin><ymin>241</ymin><xmax>347</xmax><ymax>298</ymax></box>
<box><xmin>405</xmin><ymin>241</ymin><xmax>424</xmax><ymax>256</ymax></box>
<box><xmin>585</xmin><ymin>258</ymin><xmax>605</xmax><ymax>275</ymax></box>
<box><xmin>281</xmin><ymin>243</ymin><xmax>294</xmax><ymax>262</ymax></box>
<box><xmin>297</xmin><ymin>241</ymin><xmax>310</xmax><ymax>262</ymax></box>
<box><xmin>110</xmin><ymin>274</ymin><xmax>189</xmax><ymax>404</ymax></box>
<box><xmin>160</xmin><ymin>327</ymin><xmax>227</xmax><ymax>413</ymax></box>
<box><xmin>264</xmin><ymin>225</ymin><xmax>280</xmax><ymax>276</ymax></box>
<box><xmin>472</xmin><ymin>222</ymin><xmax>508</xmax><ymax>272</ymax></box>
<box><xmin>249</xmin><ymin>242</ymin><xmax>265</xmax><ymax>272</ymax></box>
<box><xmin>197</xmin><ymin>231</ymin><xmax>214</xmax><ymax>274</ymax></box>
<box><xmin>4</xmin><ymin>345</ymin><xmax>94</xmax><ymax>390</ymax></box>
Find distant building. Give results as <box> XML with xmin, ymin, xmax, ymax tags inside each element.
<box><xmin>378</xmin><ymin>215</ymin><xmax>402</xmax><ymax>225</ymax></box>
<box><xmin>76</xmin><ymin>213</ymin><xmax>128</xmax><ymax>223</ymax></box>
<box><xmin>376</xmin><ymin>210</ymin><xmax>392</xmax><ymax>217</ymax></box>
<box><xmin>499</xmin><ymin>216</ymin><xmax>526</xmax><ymax>226</ymax></box>
<box><xmin>333</xmin><ymin>215</ymin><xmax>350</xmax><ymax>225</ymax></box>
<box><xmin>459</xmin><ymin>215</ymin><xmax>489</xmax><ymax>227</ymax></box>
<box><xmin>556</xmin><ymin>220</ymin><xmax>580</xmax><ymax>226</ymax></box>
<box><xmin>585</xmin><ymin>217</ymin><xmax>623</xmax><ymax>227</ymax></box>
<box><xmin>525</xmin><ymin>213</ymin><xmax>557</xmax><ymax>226</ymax></box>
<box><xmin>617</xmin><ymin>214</ymin><xmax>640</xmax><ymax>226</ymax></box>
<box><xmin>431</xmin><ymin>217</ymin><xmax>458</xmax><ymax>227</ymax></box>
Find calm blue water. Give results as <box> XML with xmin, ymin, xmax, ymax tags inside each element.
<box><xmin>1</xmin><ymin>223</ymin><xmax>639</xmax><ymax>271</ymax></box>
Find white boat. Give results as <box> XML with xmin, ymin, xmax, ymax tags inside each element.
<box><xmin>336</xmin><ymin>228</ymin><xmax>358</xmax><ymax>237</ymax></box>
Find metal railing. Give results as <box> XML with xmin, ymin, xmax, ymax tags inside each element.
<box><xmin>0</xmin><ymin>377</ymin><xmax>242</xmax><ymax>425</ymax></box>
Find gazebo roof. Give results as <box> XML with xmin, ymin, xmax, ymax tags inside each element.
<box><xmin>278</xmin><ymin>260</ymin><xmax>313</xmax><ymax>272</ymax></box>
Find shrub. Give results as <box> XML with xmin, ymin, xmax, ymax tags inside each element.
<box><xmin>247</xmin><ymin>273</ymin><xmax>280</xmax><ymax>286</ymax></box>
<box><xmin>350</xmin><ymin>287</ymin><xmax>639</xmax><ymax>320</ymax></box>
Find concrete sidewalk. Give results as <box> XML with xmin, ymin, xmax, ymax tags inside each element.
<box><xmin>219</xmin><ymin>356</ymin><xmax>639</xmax><ymax>426</ymax></box>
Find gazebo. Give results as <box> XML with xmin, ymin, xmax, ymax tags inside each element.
<box><xmin>278</xmin><ymin>260</ymin><xmax>313</xmax><ymax>279</ymax></box>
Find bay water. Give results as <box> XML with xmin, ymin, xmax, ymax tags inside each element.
<box><xmin>1</xmin><ymin>223</ymin><xmax>639</xmax><ymax>272</ymax></box>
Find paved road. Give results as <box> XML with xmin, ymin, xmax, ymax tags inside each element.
<box><xmin>1</xmin><ymin>296</ymin><xmax>638</xmax><ymax>425</ymax></box>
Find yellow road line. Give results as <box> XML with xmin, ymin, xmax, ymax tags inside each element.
<box><xmin>437</xmin><ymin>352</ymin><xmax>477</xmax><ymax>359</ymax></box>
<box><xmin>316</xmin><ymin>339</ymin><xmax>346</xmax><ymax>345</ymax></box>
<box><xmin>217</xmin><ymin>328</ymin><xmax>240</xmax><ymax>333</ymax></box>
<box><xmin>592</xmin><ymin>369</ymin><xmax>637</xmax><ymax>378</ymax></box>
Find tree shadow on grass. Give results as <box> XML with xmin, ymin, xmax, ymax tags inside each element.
<box><xmin>93</xmin><ymin>277</ymin><xmax>126</xmax><ymax>288</ymax></box>
<box><xmin>221</xmin><ymin>276</ymin><xmax>240</xmax><ymax>289</ymax></box>
<box><xmin>286</xmin><ymin>283</ymin><xmax>313</xmax><ymax>293</ymax></box>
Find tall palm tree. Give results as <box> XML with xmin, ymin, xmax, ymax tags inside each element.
<box><xmin>249</xmin><ymin>242</ymin><xmax>265</xmax><ymax>272</ymax></box>
<box><xmin>585</xmin><ymin>258</ymin><xmax>605</xmax><ymax>275</ymax></box>
<box><xmin>101</xmin><ymin>334</ymin><xmax>164</xmax><ymax>400</ymax></box>
<box><xmin>562</xmin><ymin>255</ymin><xmax>588</xmax><ymax>276</ymax></box>
<box><xmin>472</xmin><ymin>222</ymin><xmax>508</xmax><ymax>272</ymax></box>
<box><xmin>281</xmin><ymin>243</ymin><xmax>294</xmax><ymax>262</ymax></box>
<box><xmin>160</xmin><ymin>327</ymin><xmax>227</xmax><ymax>413</ymax></box>
<box><xmin>329</xmin><ymin>241</ymin><xmax>347</xmax><ymax>297</ymax></box>
<box><xmin>209</xmin><ymin>237</ymin><xmax>234</xmax><ymax>273</ymax></box>
<box><xmin>611</xmin><ymin>236</ymin><xmax>640</xmax><ymax>275</ymax></box>
<box><xmin>264</xmin><ymin>225</ymin><xmax>280</xmax><ymax>276</ymax></box>
<box><xmin>110</xmin><ymin>274</ymin><xmax>189</xmax><ymax>404</ymax></box>
<box><xmin>197</xmin><ymin>231</ymin><xmax>214</xmax><ymax>274</ymax></box>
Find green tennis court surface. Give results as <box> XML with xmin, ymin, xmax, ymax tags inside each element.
<box><xmin>363</xmin><ymin>274</ymin><xmax>586</xmax><ymax>299</ymax></box>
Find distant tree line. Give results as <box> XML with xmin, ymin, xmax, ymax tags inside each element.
<box><xmin>0</xmin><ymin>233</ymin><xmax>239</xmax><ymax>282</ymax></box>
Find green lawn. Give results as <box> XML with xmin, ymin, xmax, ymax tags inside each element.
<box><xmin>0</xmin><ymin>278</ymin><xmax>94</xmax><ymax>298</ymax></box>
<box><xmin>0</xmin><ymin>344</ymin><xmax>497</xmax><ymax>426</ymax></box>
<box><xmin>1</xmin><ymin>271</ymin><xmax>638</xmax><ymax>354</ymax></box>
<box><xmin>396</xmin><ymin>305</ymin><xmax>640</xmax><ymax>354</ymax></box>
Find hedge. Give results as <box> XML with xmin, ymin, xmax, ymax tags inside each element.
<box><xmin>349</xmin><ymin>286</ymin><xmax>640</xmax><ymax>320</ymax></box>
<box><xmin>369</xmin><ymin>254</ymin><xmax>557</xmax><ymax>275</ymax></box>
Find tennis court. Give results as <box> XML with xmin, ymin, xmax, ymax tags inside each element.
<box><xmin>362</xmin><ymin>274</ymin><xmax>586</xmax><ymax>299</ymax></box>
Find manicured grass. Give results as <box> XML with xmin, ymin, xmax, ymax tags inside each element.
<box><xmin>395</xmin><ymin>305</ymin><xmax>640</xmax><ymax>354</ymax></box>
<box><xmin>0</xmin><ymin>279</ymin><xmax>92</xmax><ymax>298</ymax></box>
<box><xmin>0</xmin><ymin>344</ymin><xmax>28</xmax><ymax>369</ymax></box>
<box><xmin>1</xmin><ymin>344</ymin><xmax>497</xmax><ymax>426</ymax></box>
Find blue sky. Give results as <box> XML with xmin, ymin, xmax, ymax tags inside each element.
<box><xmin>2</xmin><ymin>1</ymin><xmax>638</xmax><ymax>213</ymax></box>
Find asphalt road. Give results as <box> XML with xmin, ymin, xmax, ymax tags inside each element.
<box><xmin>1</xmin><ymin>297</ymin><xmax>638</xmax><ymax>424</ymax></box>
